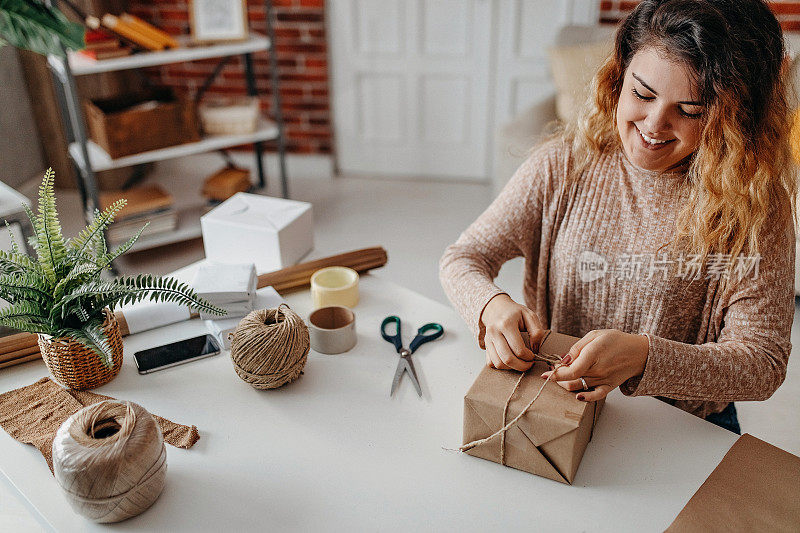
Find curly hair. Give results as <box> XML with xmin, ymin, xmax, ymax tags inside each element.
<box><xmin>562</xmin><ymin>0</ymin><xmax>796</xmax><ymax>274</ymax></box>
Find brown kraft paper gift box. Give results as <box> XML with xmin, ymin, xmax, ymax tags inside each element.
<box><xmin>462</xmin><ymin>330</ymin><xmax>603</xmax><ymax>484</ymax></box>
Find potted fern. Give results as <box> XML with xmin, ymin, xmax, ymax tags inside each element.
<box><xmin>0</xmin><ymin>169</ymin><xmax>224</xmax><ymax>390</ymax></box>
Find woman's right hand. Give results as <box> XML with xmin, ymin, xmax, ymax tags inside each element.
<box><xmin>480</xmin><ymin>293</ymin><xmax>547</xmax><ymax>371</ymax></box>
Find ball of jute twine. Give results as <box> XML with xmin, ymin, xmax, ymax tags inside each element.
<box><xmin>52</xmin><ymin>400</ymin><xmax>166</xmax><ymax>523</ymax></box>
<box><xmin>229</xmin><ymin>304</ymin><xmax>310</xmax><ymax>389</ymax></box>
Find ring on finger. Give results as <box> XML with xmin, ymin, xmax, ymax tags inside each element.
<box><xmin>579</xmin><ymin>377</ymin><xmax>589</xmax><ymax>390</ymax></box>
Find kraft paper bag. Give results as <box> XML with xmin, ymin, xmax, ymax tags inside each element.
<box><xmin>667</xmin><ymin>433</ymin><xmax>800</xmax><ymax>532</ymax></box>
<box><xmin>462</xmin><ymin>331</ymin><xmax>603</xmax><ymax>484</ymax></box>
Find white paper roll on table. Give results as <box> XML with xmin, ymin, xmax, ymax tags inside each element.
<box><xmin>52</xmin><ymin>400</ymin><xmax>167</xmax><ymax>523</ymax></box>
<box><xmin>120</xmin><ymin>300</ymin><xmax>192</xmax><ymax>334</ymax></box>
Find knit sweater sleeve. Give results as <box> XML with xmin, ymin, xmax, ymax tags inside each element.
<box><xmin>438</xmin><ymin>141</ymin><xmax>560</xmax><ymax>348</ymax></box>
<box><xmin>621</xmin><ymin>215</ymin><xmax>796</xmax><ymax>401</ymax></box>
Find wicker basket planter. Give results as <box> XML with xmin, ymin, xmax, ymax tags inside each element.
<box><xmin>38</xmin><ymin>309</ymin><xmax>123</xmax><ymax>391</ymax></box>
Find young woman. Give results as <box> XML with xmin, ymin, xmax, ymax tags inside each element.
<box><xmin>439</xmin><ymin>0</ymin><xmax>797</xmax><ymax>434</ymax></box>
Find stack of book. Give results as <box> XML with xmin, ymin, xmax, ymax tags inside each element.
<box><xmin>202</xmin><ymin>167</ymin><xmax>252</xmax><ymax>204</ymax></box>
<box><xmin>78</xmin><ymin>29</ymin><xmax>131</xmax><ymax>60</ymax></box>
<box><xmin>100</xmin><ymin>13</ymin><xmax>179</xmax><ymax>52</ymax></box>
<box><xmin>77</xmin><ymin>14</ymin><xmax>179</xmax><ymax>61</ymax></box>
<box><xmin>99</xmin><ymin>184</ymin><xmax>176</xmax><ymax>244</ymax></box>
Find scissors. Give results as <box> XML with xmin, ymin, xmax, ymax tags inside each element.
<box><xmin>381</xmin><ymin>316</ymin><xmax>444</xmax><ymax>397</ymax></box>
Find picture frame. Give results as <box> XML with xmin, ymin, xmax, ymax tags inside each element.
<box><xmin>188</xmin><ymin>0</ymin><xmax>249</xmax><ymax>44</ymax></box>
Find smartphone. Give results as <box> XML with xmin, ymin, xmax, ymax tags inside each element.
<box><xmin>134</xmin><ymin>334</ymin><xmax>221</xmax><ymax>374</ymax></box>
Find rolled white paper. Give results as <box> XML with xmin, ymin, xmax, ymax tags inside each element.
<box><xmin>120</xmin><ymin>301</ymin><xmax>192</xmax><ymax>335</ymax></box>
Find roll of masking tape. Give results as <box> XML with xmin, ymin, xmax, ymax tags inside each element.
<box><xmin>308</xmin><ymin>306</ymin><xmax>357</xmax><ymax>354</ymax></box>
<box><xmin>310</xmin><ymin>266</ymin><xmax>359</xmax><ymax>309</ymax></box>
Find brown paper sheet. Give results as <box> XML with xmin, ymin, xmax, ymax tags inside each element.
<box><xmin>0</xmin><ymin>378</ymin><xmax>199</xmax><ymax>472</ymax></box>
<box><xmin>667</xmin><ymin>433</ymin><xmax>800</xmax><ymax>532</ymax></box>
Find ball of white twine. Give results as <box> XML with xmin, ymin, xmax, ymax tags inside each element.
<box><xmin>52</xmin><ymin>400</ymin><xmax>166</xmax><ymax>523</ymax></box>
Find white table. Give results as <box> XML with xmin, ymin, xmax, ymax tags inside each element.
<box><xmin>0</xmin><ymin>274</ymin><xmax>739</xmax><ymax>532</ymax></box>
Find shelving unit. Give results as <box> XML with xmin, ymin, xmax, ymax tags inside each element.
<box><xmin>68</xmin><ymin>118</ymin><xmax>279</xmax><ymax>172</ymax></box>
<box><xmin>47</xmin><ymin>2</ymin><xmax>288</xmax><ymax>254</ymax></box>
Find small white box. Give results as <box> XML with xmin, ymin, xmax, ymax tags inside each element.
<box><xmin>192</xmin><ymin>262</ymin><xmax>257</xmax><ymax>304</ymax></box>
<box><xmin>204</xmin><ymin>286</ymin><xmax>285</xmax><ymax>349</ymax></box>
<box><xmin>201</xmin><ymin>193</ymin><xmax>314</xmax><ymax>273</ymax></box>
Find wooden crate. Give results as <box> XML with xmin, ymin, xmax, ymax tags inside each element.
<box><xmin>84</xmin><ymin>88</ymin><xmax>200</xmax><ymax>159</ymax></box>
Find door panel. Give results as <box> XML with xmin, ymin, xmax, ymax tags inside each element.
<box><xmin>330</xmin><ymin>0</ymin><xmax>491</xmax><ymax>180</ymax></box>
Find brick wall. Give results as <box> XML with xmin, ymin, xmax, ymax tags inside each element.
<box><xmin>600</xmin><ymin>0</ymin><xmax>800</xmax><ymax>30</ymax></box>
<box><xmin>127</xmin><ymin>0</ymin><xmax>331</xmax><ymax>155</ymax></box>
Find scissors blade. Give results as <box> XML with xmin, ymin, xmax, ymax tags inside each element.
<box><xmin>403</xmin><ymin>355</ymin><xmax>422</xmax><ymax>397</ymax></box>
<box><xmin>390</xmin><ymin>358</ymin><xmax>406</xmax><ymax>397</ymax></box>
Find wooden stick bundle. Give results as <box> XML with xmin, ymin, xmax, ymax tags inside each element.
<box><xmin>0</xmin><ymin>247</ymin><xmax>388</xmax><ymax>370</ymax></box>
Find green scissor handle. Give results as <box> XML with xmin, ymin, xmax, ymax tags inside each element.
<box><xmin>408</xmin><ymin>323</ymin><xmax>443</xmax><ymax>353</ymax></box>
<box><xmin>381</xmin><ymin>316</ymin><xmax>444</xmax><ymax>354</ymax></box>
<box><xmin>381</xmin><ymin>316</ymin><xmax>404</xmax><ymax>352</ymax></box>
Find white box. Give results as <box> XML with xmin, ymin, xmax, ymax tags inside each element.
<box><xmin>201</xmin><ymin>193</ymin><xmax>314</xmax><ymax>273</ymax></box>
<box><xmin>204</xmin><ymin>286</ymin><xmax>285</xmax><ymax>349</ymax></box>
<box><xmin>191</xmin><ymin>262</ymin><xmax>257</xmax><ymax>304</ymax></box>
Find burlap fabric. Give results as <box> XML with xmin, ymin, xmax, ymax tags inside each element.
<box><xmin>0</xmin><ymin>377</ymin><xmax>199</xmax><ymax>472</ymax></box>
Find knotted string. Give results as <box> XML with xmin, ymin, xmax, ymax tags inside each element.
<box><xmin>444</xmin><ymin>331</ymin><xmax>567</xmax><ymax>462</ymax></box>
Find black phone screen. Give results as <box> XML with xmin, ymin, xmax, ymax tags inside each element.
<box><xmin>134</xmin><ymin>334</ymin><xmax>221</xmax><ymax>374</ymax></box>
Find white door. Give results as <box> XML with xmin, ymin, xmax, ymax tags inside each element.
<box><xmin>493</xmin><ymin>0</ymin><xmax>599</xmax><ymax>124</ymax></box>
<box><xmin>329</xmin><ymin>0</ymin><xmax>492</xmax><ymax>180</ymax></box>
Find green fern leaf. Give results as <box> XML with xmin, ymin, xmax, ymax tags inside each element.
<box><xmin>53</xmin><ymin>280</ymin><xmax>132</xmax><ymax>319</ymax></box>
<box><xmin>69</xmin><ymin>200</ymin><xmax>126</xmax><ymax>259</ymax></box>
<box><xmin>4</xmin><ymin>221</ymin><xmax>19</xmax><ymax>255</ymax></box>
<box><xmin>0</xmin><ymin>249</ymin><xmax>45</xmax><ymax>277</ymax></box>
<box><xmin>53</xmin><ymin>262</ymin><xmax>106</xmax><ymax>304</ymax></box>
<box><xmin>51</xmin><ymin>324</ymin><xmax>114</xmax><ymax>367</ymax></box>
<box><xmin>96</xmin><ymin>222</ymin><xmax>147</xmax><ymax>268</ymax></box>
<box><xmin>0</xmin><ymin>273</ymin><xmax>51</xmax><ymax>305</ymax></box>
<box><xmin>116</xmin><ymin>274</ymin><xmax>226</xmax><ymax>316</ymax></box>
<box><xmin>35</xmin><ymin>169</ymin><xmax>67</xmax><ymax>277</ymax></box>
<box><xmin>0</xmin><ymin>300</ymin><xmax>49</xmax><ymax>332</ymax></box>
<box><xmin>0</xmin><ymin>0</ymin><xmax>84</xmax><ymax>57</ymax></box>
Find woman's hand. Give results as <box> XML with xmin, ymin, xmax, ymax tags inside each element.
<box><xmin>540</xmin><ymin>329</ymin><xmax>649</xmax><ymax>401</ymax></box>
<box><xmin>480</xmin><ymin>293</ymin><xmax>548</xmax><ymax>371</ymax></box>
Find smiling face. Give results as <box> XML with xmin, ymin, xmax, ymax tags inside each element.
<box><xmin>616</xmin><ymin>46</ymin><xmax>705</xmax><ymax>172</ymax></box>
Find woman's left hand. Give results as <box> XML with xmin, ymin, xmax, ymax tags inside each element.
<box><xmin>540</xmin><ymin>329</ymin><xmax>649</xmax><ymax>402</ymax></box>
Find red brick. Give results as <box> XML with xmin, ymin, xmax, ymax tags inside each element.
<box><xmin>278</xmin><ymin>73</ymin><xmax>327</xmax><ymax>83</ymax></box>
<box><xmin>274</xmin><ymin>28</ymin><xmax>302</xmax><ymax>39</ymax></box>
<box><xmin>770</xmin><ymin>2</ymin><xmax>800</xmax><ymax>15</ymax></box>
<box><xmin>276</xmin><ymin>12</ymin><xmax>324</xmax><ymax>23</ymax></box>
<box><xmin>158</xmin><ymin>24</ymin><xmax>187</xmax><ymax>35</ymax></box>
<box><xmin>782</xmin><ymin>19</ymin><xmax>800</xmax><ymax>30</ymax></box>
<box><xmin>159</xmin><ymin>9</ymin><xmax>189</xmax><ymax>20</ymax></box>
<box><xmin>304</xmin><ymin>58</ymin><xmax>327</xmax><ymax>68</ymax></box>
<box><xmin>275</xmin><ymin>43</ymin><xmax>326</xmax><ymax>54</ymax></box>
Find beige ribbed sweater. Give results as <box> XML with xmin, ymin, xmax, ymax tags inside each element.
<box><xmin>439</xmin><ymin>138</ymin><xmax>795</xmax><ymax>418</ymax></box>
